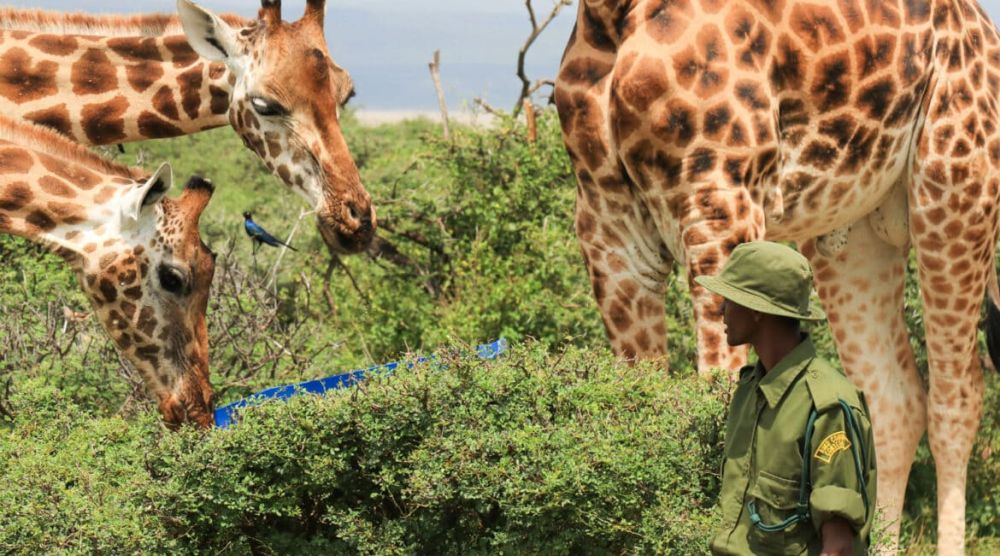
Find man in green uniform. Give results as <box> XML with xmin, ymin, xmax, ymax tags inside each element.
<box><xmin>696</xmin><ymin>241</ymin><xmax>877</xmax><ymax>555</ymax></box>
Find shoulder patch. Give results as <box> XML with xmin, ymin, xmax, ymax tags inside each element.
<box><xmin>814</xmin><ymin>431</ymin><xmax>851</xmax><ymax>463</ymax></box>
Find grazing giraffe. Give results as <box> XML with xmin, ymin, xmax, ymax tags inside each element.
<box><xmin>556</xmin><ymin>0</ymin><xmax>1000</xmax><ymax>552</ymax></box>
<box><xmin>0</xmin><ymin>115</ymin><xmax>216</xmax><ymax>429</ymax></box>
<box><xmin>0</xmin><ymin>0</ymin><xmax>374</xmax><ymax>255</ymax></box>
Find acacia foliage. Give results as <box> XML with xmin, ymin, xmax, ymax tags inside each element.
<box><xmin>1</xmin><ymin>345</ymin><xmax>727</xmax><ymax>554</ymax></box>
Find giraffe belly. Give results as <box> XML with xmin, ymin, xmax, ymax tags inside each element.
<box><xmin>764</xmin><ymin>138</ymin><xmax>913</xmax><ymax>242</ymax></box>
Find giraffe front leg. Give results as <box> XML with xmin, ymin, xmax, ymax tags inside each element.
<box><xmin>576</xmin><ymin>187</ymin><xmax>674</xmax><ymax>364</ymax></box>
<box><xmin>800</xmin><ymin>219</ymin><xmax>924</xmax><ymax>554</ymax></box>
<box><xmin>680</xmin><ymin>183</ymin><xmax>765</xmax><ymax>374</ymax></box>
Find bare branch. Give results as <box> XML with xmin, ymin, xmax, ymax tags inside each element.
<box><xmin>266</xmin><ymin>208</ymin><xmax>313</xmax><ymax>290</ymax></box>
<box><xmin>474</xmin><ymin>97</ymin><xmax>501</xmax><ymax>116</ymax></box>
<box><xmin>514</xmin><ymin>0</ymin><xmax>573</xmax><ymax>115</ymax></box>
<box><xmin>428</xmin><ymin>50</ymin><xmax>451</xmax><ymax>141</ymax></box>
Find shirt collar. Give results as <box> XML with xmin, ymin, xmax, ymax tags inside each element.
<box><xmin>754</xmin><ymin>335</ymin><xmax>816</xmax><ymax>408</ymax></box>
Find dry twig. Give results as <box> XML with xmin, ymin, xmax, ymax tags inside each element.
<box><xmin>428</xmin><ymin>50</ymin><xmax>451</xmax><ymax>141</ymax></box>
<box><xmin>513</xmin><ymin>0</ymin><xmax>573</xmax><ymax>115</ymax></box>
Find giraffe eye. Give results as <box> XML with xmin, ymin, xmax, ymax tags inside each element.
<box><xmin>158</xmin><ymin>265</ymin><xmax>188</xmax><ymax>295</ymax></box>
<box><xmin>341</xmin><ymin>87</ymin><xmax>356</xmax><ymax>107</ymax></box>
<box><xmin>250</xmin><ymin>96</ymin><xmax>287</xmax><ymax>117</ymax></box>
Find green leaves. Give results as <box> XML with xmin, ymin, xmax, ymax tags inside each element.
<box><xmin>0</xmin><ymin>345</ymin><xmax>726</xmax><ymax>554</ymax></box>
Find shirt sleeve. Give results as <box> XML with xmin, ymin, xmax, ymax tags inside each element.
<box><xmin>807</xmin><ymin>403</ymin><xmax>874</xmax><ymax>534</ymax></box>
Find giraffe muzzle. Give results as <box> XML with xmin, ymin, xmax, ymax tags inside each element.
<box><xmin>318</xmin><ymin>197</ymin><xmax>376</xmax><ymax>254</ymax></box>
<box><xmin>159</xmin><ymin>365</ymin><xmax>215</xmax><ymax>430</ymax></box>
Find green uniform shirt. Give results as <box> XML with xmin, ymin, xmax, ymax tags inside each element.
<box><xmin>710</xmin><ymin>336</ymin><xmax>877</xmax><ymax>555</ymax></box>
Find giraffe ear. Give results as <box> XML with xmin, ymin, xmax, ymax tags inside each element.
<box><xmin>177</xmin><ymin>0</ymin><xmax>240</xmax><ymax>63</ymax></box>
<box><xmin>124</xmin><ymin>163</ymin><xmax>173</xmax><ymax>223</ymax></box>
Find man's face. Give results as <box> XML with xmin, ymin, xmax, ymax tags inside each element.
<box><xmin>722</xmin><ymin>299</ymin><xmax>758</xmax><ymax>346</ymax></box>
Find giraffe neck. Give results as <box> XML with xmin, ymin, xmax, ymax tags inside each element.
<box><xmin>0</xmin><ymin>9</ymin><xmax>247</xmax><ymax>145</ymax></box>
<box><xmin>0</xmin><ymin>117</ymin><xmax>144</xmax><ymax>261</ymax></box>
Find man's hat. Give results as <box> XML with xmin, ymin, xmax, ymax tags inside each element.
<box><xmin>694</xmin><ymin>241</ymin><xmax>826</xmax><ymax>321</ymax></box>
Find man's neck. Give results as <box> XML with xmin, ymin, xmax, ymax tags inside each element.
<box><xmin>753</xmin><ymin>331</ymin><xmax>803</xmax><ymax>373</ymax></box>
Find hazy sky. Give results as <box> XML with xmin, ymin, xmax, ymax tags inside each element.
<box><xmin>6</xmin><ymin>1</ymin><xmax>1000</xmax><ymax>110</ymax></box>
<box><xmin>3</xmin><ymin>0</ymin><xmax>577</xmax><ymax>111</ymax></box>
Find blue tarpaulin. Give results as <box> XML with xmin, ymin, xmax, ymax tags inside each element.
<box><xmin>214</xmin><ymin>339</ymin><xmax>508</xmax><ymax>428</ymax></box>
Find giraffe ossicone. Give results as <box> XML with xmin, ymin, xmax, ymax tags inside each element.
<box><xmin>0</xmin><ymin>116</ymin><xmax>217</xmax><ymax>429</ymax></box>
<box><xmin>0</xmin><ymin>0</ymin><xmax>374</xmax><ymax>256</ymax></box>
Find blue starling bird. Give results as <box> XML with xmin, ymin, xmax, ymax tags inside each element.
<box><xmin>243</xmin><ymin>211</ymin><xmax>297</xmax><ymax>254</ymax></box>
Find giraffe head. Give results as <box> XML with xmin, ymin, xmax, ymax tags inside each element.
<box><xmin>77</xmin><ymin>166</ymin><xmax>216</xmax><ymax>429</ymax></box>
<box><xmin>177</xmin><ymin>0</ymin><xmax>375</xmax><ymax>254</ymax></box>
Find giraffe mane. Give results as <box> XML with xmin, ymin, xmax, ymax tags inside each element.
<box><xmin>0</xmin><ymin>116</ymin><xmax>143</xmax><ymax>180</ymax></box>
<box><xmin>0</xmin><ymin>7</ymin><xmax>249</xmax><ymax>37</ymax></box>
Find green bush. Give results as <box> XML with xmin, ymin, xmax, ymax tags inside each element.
<box><xmin>1</xmin><ymin>345</ymin><xmax>727</xmax><ymax>554</ymax></box>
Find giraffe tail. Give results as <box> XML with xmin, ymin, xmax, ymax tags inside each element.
<box><xmin>984</xmin><ymin>263</ymin><xmax>1000</xmax><ymax>373</ymax></box>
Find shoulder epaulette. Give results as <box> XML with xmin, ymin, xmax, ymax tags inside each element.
<box><xmin>805</xmin><ymin>358</ymin><xmax>861</xmax><ymax>412</ymax></box>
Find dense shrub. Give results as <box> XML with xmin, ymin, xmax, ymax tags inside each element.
<box><xmin>1</xmin><ymin>345</ymin><xmax>727</xmax><ymax>554</ymax></box>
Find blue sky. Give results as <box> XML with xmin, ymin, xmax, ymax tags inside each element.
<box><xmin>5</xmin><ymin>0</ymin><xmax>577</xmax><ymax>111</ymax></box>
<box><xmin>6</xmin><ymin>1</ymin><xmax>1000</xmax><ymax>110</ymax></box>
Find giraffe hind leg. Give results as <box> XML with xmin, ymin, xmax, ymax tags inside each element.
<box><xmin>909</xmin><ymin>152</ymin><xmax>995</xmax><ymax>555</ymax></box>
<box><xmin>800</xmin><ymin>219</ymin><xmax>924</xmax><ymax>552</ymax></box>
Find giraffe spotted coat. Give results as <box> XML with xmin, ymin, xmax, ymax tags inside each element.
<box><xmin>0</xmin><ymin>0</ymin><xmax>375</xmax><ymax>255</ymax></box>
<box><xmin>0</xmin><ymin>115</ymin><xmax>216</xmax><ymax>428</ymax></box>
<box><xmin>556</xmin><ymin>0</ymin><xmax>1000</xmax><ymax>552</ymax></box>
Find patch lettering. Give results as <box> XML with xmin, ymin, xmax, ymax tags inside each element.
<box><xmin>814</xmin><ymin>431</ymin><xmax>851</xmax><ymax>463</ymax></box>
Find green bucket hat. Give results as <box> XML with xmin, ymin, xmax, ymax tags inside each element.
<box><xmin>693</xmin><ymin>241</ymin><xmax>825</xmax><ymax>321</ymax></box>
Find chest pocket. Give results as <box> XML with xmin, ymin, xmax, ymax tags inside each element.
<box><xmin>747</xmin><ymin>471</ymin><xmax>811</xmax><ymax>554</ymax></box>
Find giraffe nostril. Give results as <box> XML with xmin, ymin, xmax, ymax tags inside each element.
<box><xmin>348</xmin><ymin>204</ymin><xmax>359</xmax><ymax>220</ymax></box>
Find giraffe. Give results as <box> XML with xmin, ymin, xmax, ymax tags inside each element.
<box><xmin>556</xmin><ymin>0</ymin><xmax>1000</xmax><ymax>552</ymax></box>
<box><xmin>0</xmin><ymin>114</ymin><xmax>217</xmax><ymax>429</ymax></box>
<box><xmin>0</xmin><ymin>0</ymin><xmax>375</xmax><ymax>255</ymax></box>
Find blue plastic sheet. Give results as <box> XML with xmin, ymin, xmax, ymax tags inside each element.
<box><xmin>214</xmin><ymin>339</ymin><xmax>508</xmax><ymax>428</ymax></box>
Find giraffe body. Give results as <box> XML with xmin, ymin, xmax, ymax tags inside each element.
<box><xmin>556</xmin><ymin>0</ymin><xmax>1000</xmax><ymax>552</ymax></box>
<box><xmin>0</xmin><ymin>0</ymin><xmax>375</xmax><ymax>255</ymax></box>
<box><xmin>0</xmin><ymin>115</ymin><xmax>216</xmax><ymax>428</ymax></box>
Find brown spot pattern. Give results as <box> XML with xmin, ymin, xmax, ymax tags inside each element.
<box><xmin>28</xmin><ymin>35</ymin><xmax>78</xmax><ymax>56</ymax></box>
<box><xmin>38</xmin><ymin>176</ymin><xmax>75</xmax><ymax>198</ymax></box>
<box><xmin>0</xmin><ymin>48</ymin><xmax>58</xmax><ymax>103</ymax></box>
<box><xmin>0</xmin><ymin>147</ymin><xmax>34</xmax><ymax>175</ymax></box>
<box><xmin>0</xmin><ymin>181</ymin><xmax>33</xmax><ymax>211</ymax></box>
<box><xmin>126</xmin><ymin>62</ymin><xmax>163</xmax><ymax>93</ymax></box>
<box><xmin>152</xmin><ymin>85</ymin><xmax>180</xmax><ymax>120</ymax></box>
<box><xmin>24</xmin><ymin>104</ymin><xmax>73</xmax><ymax>137</ymax></box>
<box><xmin>108</xmin><ymin>37</ymin><xmax>163</xmax><ymax>62</ymax></box>
<box><xmin>178</xmin><ymin>65</ymin><xmax>204</xmax><ymax>120</ymax></box>
<box><xmin>163</xmin><ymin>36</ymin><xmax>199</xmax><ymax>67</ymax></box>
<box><xmin>36</xmin><ymin>153</ymin><xmax>102</xmax><ymax>190</ymax></box>
<box><xmin>81</xmin><ymin>96</ymin><xmax>129</xmax><ymax>144</ymax></box>
<box><xmin>71</xmin><ymin>48</ymin><xmax>118</xmax><ymax>95</ymax></box>
<box><xmin>138</xmin><ymin>111</ymin><xmax>184</xmax><ymax>138</ymax></box>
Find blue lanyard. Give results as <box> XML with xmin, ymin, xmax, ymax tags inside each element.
<box><xmin>747</xmin><ymin>399</ymin><xmax>869</xmax><ymax>532</ymax></box>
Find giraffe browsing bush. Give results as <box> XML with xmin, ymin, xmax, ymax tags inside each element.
<box><xmin>0</xmin><ymin>115</ymin><xmax>216</xmax><ymax>428</ymax></box>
